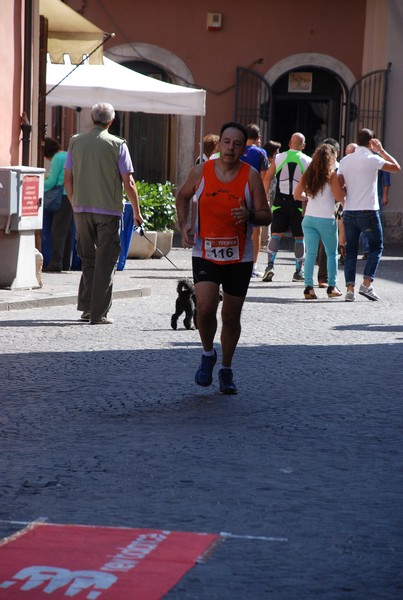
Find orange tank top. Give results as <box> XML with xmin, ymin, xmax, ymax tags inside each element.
<box><xmin>193</xmin><ymin>160</ymin><xmax>253</xmax><ymax>264</ymax></box>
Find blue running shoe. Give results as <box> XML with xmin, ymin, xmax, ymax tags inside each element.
<box><xmin>195</xmin><ymin>350</ymin><xmax>217</xmax><ymax>386</ymax></box>
<box><xmin>218</xmin><ymin>368</ymin><xmax>238</xmax><ymax>395</ymax></box>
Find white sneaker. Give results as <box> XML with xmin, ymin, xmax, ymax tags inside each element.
<box><xmin>251</xmin><ymin>268</ymin><xmax>263</xmax><ymax>278</ymax></box>
<box><xmin>359</xmin><ymin>284</ymin><xmax>379</xmax><ymax>301</ymax></box>
<box><xmin>345</xmin><ymin>290</ymin><xmax>356</xmax><ymax>302</ymax></box>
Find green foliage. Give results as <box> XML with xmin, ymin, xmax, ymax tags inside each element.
<box><xmin>125</xmin><ymin>181</ymin><xmax>177</xmax><ymax>231</ymax></box>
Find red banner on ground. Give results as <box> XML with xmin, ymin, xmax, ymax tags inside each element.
<box><xmin>0</xmin><ymin>523</ymin><xmax>219</xmax><ymax>599</ymax></box>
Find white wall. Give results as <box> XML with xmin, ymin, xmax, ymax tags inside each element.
<box><xmin>363</xmin><ymin>0</ymin><xmax>403</xmax><ymax>240</ymax></box>
<box><xmin>383</xmin><ymin>0</ymin><xmax>403</xmax><ymax>240</ymax></box>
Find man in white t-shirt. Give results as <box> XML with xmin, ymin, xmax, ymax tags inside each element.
<box><xmin>338</xmin><ymin>128</ymin><xmax>400</xmax><ymax>302</ymax></box>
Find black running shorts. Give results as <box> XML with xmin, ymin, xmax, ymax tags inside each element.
<box><xmin>192</xmin><ymin>257</ymin><xmax>253</xmax><ymax>297</ymax></box>
<box><xmin>271</xmin><ymin>196</ymin><xmax>304</xmax><ymax>237</ymax></box>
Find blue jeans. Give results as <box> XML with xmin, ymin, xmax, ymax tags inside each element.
<box><xmin>359</xmin><ymin>230</ymin><xmax>370</xmax><ymax>254</ymax></box>
<box><xmin>360</xmin><ymin>207</ymin><xmax>382</xmax><ymax>254</ymax></box>
<box><xmin>342</xmin><ymin>210</ymin><xmax>383</xmax><ymax>286</ymax></box>
<box><xmin>302</xmin><ymin>216</ymin><xmax>338</xmax><ymax>287</ymax></box>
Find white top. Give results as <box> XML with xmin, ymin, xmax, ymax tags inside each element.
<box><xmin>304</xmin><ymin>182</ymin><xmax>337</xmax><ymax>219</ymax></box>
<box><xmin>275</xmin><ymin>149</ymin><xmax>312</xmax><ymax>195</ymax></box>
<box><xmin>338</xmin><ymin>146</ymin><xmax>385</xmax><ymax>210</ymax></box>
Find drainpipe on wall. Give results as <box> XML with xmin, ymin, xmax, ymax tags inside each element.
<box><xmin>22</xmin><ymin>0</ymin><xmax>33</xmax><ymax>166</ymax></box>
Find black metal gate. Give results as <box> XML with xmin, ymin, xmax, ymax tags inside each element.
<box><xmin>234</xmin><ymin>67</ymin><xmax>271</xmax><ymax>143</ymax></box>
<box><xmin>234</xmin><ymin>64</ymin><xmax>390</xmax><ymax>153</ymax></box>
<box><xmin>345</xmin><ymin>64</ymin><xmax>390</xmax><ymax>145</ymax></box>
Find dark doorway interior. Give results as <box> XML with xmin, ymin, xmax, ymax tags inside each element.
<box><xmin>271</xmin><ymin>68</ymin><xmax>344</xmax><ymax>156</ymax></box>
<box><xmin>111</xmin><ymin>61</ymin><xmax>171</xmax><ymax>183</ymax></box>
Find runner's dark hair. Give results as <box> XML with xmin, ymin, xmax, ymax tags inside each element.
<box><xmin>219</xmin><ymin>122</ymin><xmax>248</xmax><ymax>146</ymax></box>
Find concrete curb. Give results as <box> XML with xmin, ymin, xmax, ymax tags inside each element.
<box><xmin>0</xmin><ymin>286</ymin><xmax>151</xmax><ymax>312</ymax></box>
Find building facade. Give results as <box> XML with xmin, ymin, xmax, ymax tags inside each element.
<box><xmin>2</xmin><ymin>0</ymin><xmax>402</xmax><ymax>239</ymax></box>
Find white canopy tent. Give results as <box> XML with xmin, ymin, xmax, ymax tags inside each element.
<box><xmin>45</xmin><ymin>56</ymin><xmax>206</xmax><ymax>116</ymax></box>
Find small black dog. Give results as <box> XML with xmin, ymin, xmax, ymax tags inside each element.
<box><xmin>171</xmin><ymin>278</ymin><xmax>197</xmax><ymax>330</ymax></box>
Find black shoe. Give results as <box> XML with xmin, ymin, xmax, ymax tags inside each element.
<box><xmin>262</xmin><ymin>267</ymin><xmax>274</xmax><ymax>282</ymax></box>
<box><xmin>292</xmin><ymin>270</ymin><xmax>304</xmax><ymax>282</ymax></box>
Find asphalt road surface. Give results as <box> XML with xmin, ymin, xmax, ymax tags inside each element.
<box><xmin>1</xmin><ymin>244</ymin><xmax>402</xmax><ymax>599</ymax></box>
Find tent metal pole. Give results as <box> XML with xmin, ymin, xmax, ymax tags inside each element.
<box><xmin>22</xmin><ymin>0</ymin><xmax>33</xmax><ymax>166</ymax></box>
<box><xmin>199</xmin><ymin>115</ymin><xmax>205</xmax><ymax>163</ymax></box>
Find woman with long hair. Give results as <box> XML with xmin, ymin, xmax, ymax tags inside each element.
<box><xmin>294</xmin><ymin>143</ymin><xmax>345</xmax><ymax>299</ymax></box>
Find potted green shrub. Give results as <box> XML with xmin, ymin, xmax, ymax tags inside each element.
<box><xmin>136</xmin><ymin>181</ymin><xmax>176</xmax><ymax>230</ymax></box>
<box><xmin>136</xmin><ymin>180</ymin><xmax>177</xmax><ymax>258</ymax></box>
<box><xmin>125</xmin><ymin>181</ymin><xmax>177</xmax><ymax>259</ymax></box>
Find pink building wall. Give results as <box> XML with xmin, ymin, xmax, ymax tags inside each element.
<box><xmin>0</xmin><ymin>0</ymin><xmax>23</xmax><ymax>166</ymax></box>
<box><xmin>67</xmin><ymin>0</ymin><xmax>366</xmax><ymax>135</ymax></box>
<box><xmin>4</xmin><ymin>1</ymin><xmax>399</xmax><ymax>235</ymax></box>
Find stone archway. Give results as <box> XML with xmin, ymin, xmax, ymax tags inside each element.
<box><xmin>264</xmin><ymin>53</ymin><xmax>355</xmax><ymax>89</ymax></box>
<box><xmin>106</xmin><ymin>43</ymin><xmax>197</xmax><ymax>186</ymax></box>
<box><xmin>265</xmin><ymin>53</ymin><xmax>356</xmax><ymax>153</ymax></box>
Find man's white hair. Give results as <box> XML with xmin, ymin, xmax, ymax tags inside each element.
<box><xmin>91</xmin><ymin>103</ymin><xmax>115</xmax><ymax>125</ymax></box>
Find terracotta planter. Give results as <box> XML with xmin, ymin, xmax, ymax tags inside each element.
<box><xmin>152</xmin><ymin>230</ymin><xmax>174</xmax><ymax>258</ymax></box>
<box><xmin>127</xmin><ymin>230</ymin><xmax>157</xmax><ymax>259</ymax></box>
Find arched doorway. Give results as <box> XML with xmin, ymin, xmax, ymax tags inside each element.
<box><xmin>236</xmin><ymin>54</ymin><xmax>388</xmax><ymax>157</ymax></box>
<box><xmin>106</xmin><ymin>43</ymin><xmax>198</xmax><ymax>186</ymax></box>
<box><xmin>270</xmin><ymin>67</ymin><xmax>346</xmax><ymax>156</ymax></box>
<box><xmin>110</xmin><ymin>61</ymin><xmax>172</xmax><ymax>183</ymax></box>
<box><xmin>264</xmin><ymin>53</ymin><xmax>354</xmax><ymax>154</ymax></box>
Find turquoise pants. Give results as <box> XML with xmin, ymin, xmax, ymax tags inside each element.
<box><xmin>302</xmin><ymin>215</ymin><xmax>338</xmax><ymax>287</ymax></box>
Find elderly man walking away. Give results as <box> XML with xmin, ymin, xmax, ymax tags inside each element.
<box><xmin>176</xmin><ymin>122</ymin><xmax>272</xmax><ymax>394</ymax></box>
<box><xmin>337</xmin><ymin>128</ymin><xmax>400</xmax><ymax>302</ymax></box>
<box><xmin>64</xmin><ymin>102</ymin><xmax>143</xmax><ymax>324</ymax></box>
<box><xmin>262</xmin><ymin>132</ymin><xmax>311</xmax><ymax>282</ymax></box>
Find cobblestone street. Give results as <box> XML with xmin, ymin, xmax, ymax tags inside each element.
<box><xmin>1</xmin><ymin>243</ymin><xmax>402</xmax><ymax>599</ymax></box>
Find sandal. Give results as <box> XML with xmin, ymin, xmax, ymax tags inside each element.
<box><xmin>304</xmin><ymin>286</ymin><xmax>317</xmax><ymax>300</ymax></box>
<box><xmin>327</xmin><ymin>286</ymin><xmax>343</xmax><ymax>298</ymax></box>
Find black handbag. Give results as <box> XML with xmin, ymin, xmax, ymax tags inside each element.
<box><xmin>44</xmin><ymin>185</ymin><xmax>63</xmax><ymax>212</ymax></box>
